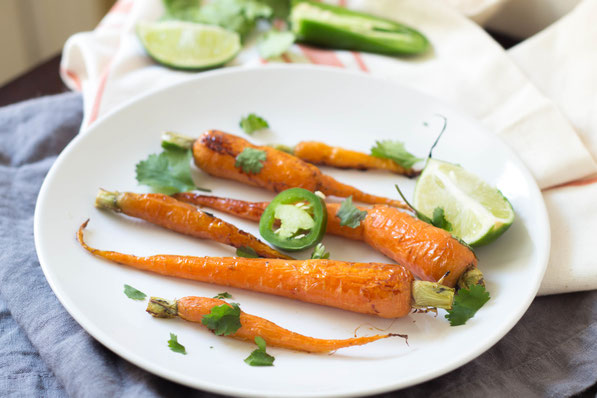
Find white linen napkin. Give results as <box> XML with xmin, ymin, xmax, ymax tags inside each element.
<box><xmin>60</xmin><ymin>0</ymin><xmax>597</xmax><ymax>294</ymax></box>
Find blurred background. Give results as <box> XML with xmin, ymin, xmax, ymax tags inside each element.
<box><xmin>0</xmin><ymin>0</ymin><xmax>114</xmax><ymax>86</ymax></box>
<box><xmin>0</xmin><ymin>0</ymin><xmax>581</xmax><ymax>89</ymax></box>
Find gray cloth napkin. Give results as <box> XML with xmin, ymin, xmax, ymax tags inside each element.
<box><xmin>0</xmin><ymin>92</ymin><xmax>596</xmax><ymax>398</ymax></box>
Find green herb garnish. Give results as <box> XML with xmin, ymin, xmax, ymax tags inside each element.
<box><xmin>196</xmin><ymin>0</ymin><xmax>272</xmax><ymax>40</ymax></box>
<box><xmin>445</xmin><ymin>285</ymin><xmax>490</xmax><ymax>326</ymax></box>
<box><xmin>257</xmin><ymin>30</ymin><xmax>295</xmax><ymax>59</ymax></box>
<box><xmin>213</xmin><ymin>292</ymin><xmax>233</xmax><ymax>299</ymax></box>
<box><xmin>371</xmin><ymin>140</ymin><xmax>422</xmax><ymax>169</ymax></box>
<box><xmin>167</xmin><ymin>333</ymin><xmax>187</xmax><ymax>354</ymax></box>
<box><xmin>431</xmin><ymin>207</ymin><xmax>452</xmax><ymax>231</ymax></box>
<box><xmin>202</xmin><ymin>302</ymin><xmax>242</xmax><ymax>336</ymax></box>
<box><xmin>123</xmin><ymin>284</ymin><xmax>147</xmax><ymax>300</ymax></box>
<box><xmin>244</xmin><ymin>336</ymin><xmax>275</xmax><ymax>366</ymax></box>
<box><xmin>336</xmin><ymin>196</ymin><xmax>367</xmax><ymax>228</ymax></box>
<box><xmin>310</xmin><ymin>243</ymin><xmax>329</xmax><ymax>259</ymax></box>
<box><xmin>235</xmin><ymin>147</ymin><xmax>267</xmax><ymax>174</ymax></box>
<box><xmin>236</xmin><ymin>246</ymin><xmax>259</xmax><ymax>258</ymax></box>
<box><xmin>136</xmin><ymin>147</ymin><xmax>209</xmax><ymax>194</ymax></box>
<box><xmin>240</xmin><ymin>113</ymin><xmax>269</xmax><ymax>135</ymax></box>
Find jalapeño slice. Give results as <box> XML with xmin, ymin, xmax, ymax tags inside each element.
<box><xmin>259</xmin><ymin>188</ymin><xmax>327</xmax><ymax>251</ymax></box>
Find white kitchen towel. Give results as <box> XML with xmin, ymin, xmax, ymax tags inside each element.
<box><xmin>60</xmin><ymin>0</ymin><xmax>597</xmax><ymax>294</ymax></box>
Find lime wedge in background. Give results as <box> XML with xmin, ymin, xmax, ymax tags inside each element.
<box><xmin>137</xmin><ymin>21</ymin><xmax>241</xmax><ymax>70</ymax></box>
<box><xmin>413</xmin><ymin>158</ymin><xmax>515</xmax><ymax>246</ymax></box>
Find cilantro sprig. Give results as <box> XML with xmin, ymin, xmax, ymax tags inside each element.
<box><xmin>202</xmin><ymin>303</ymin><xmax>242</xmax><ymax>336</ymax></box>
<box><xmin>257</xmin><ymin>30</ymin><xmax>295</xmax><ymax>59</ymax></box>
<box><xmin>213</xmin><ymin>292</ymin><xmax>233</xmax><ymax>300</ymax></box>
<box><xmin>310</xmin><ymin>243</ymin><xmax>330</xmax><ymax>259</ymax></box>
<box><xmin>123</xmin><ymin>284</ymin><xmax>147</xmax><ymax>300</ymax></box>
<box><xmin>236</xmin><ymin>246</ymin><xmax>259</xmax><ymax>258</ymax></box>
<box><xmin>240</xmin><ymin>113</ymin><xmax>269</xmax><ymax>135</ymax></box>
<box><xmin>235</xmin><ymin>147</ymin><xmax>267</xmax><ymax>174</ymax></box>
<box><xmin>371</xmin><ymin>140</ymin><xmax>422</xmax><ymax>169</ymax></box>
<box><xmin>244</xmin><ymin>336</ymin><xmax>275</xmax><ymax>366</ymax></box>
<box><xmin>394</xmin><ymin>185</ymin><xmax>453</xmax><ymax>232</ymax></box>
<box><xmin>336</xmin><ymin>196</ymin><xmax>367</xmax><ymax>228</ymax></box>
<box><xmin>446</xmin><ymin>285</ymin><xmax>490</xmax><ymax>326</ymax></box>
<box><xmin>136</xmin><ymin>147</ymin><xmax>210</xmax><ymax>194</ymax></box>
<box><xmin>167</xmin><ymin>333</ymin><xmax>187</xmax><ymax>354</ymax></box>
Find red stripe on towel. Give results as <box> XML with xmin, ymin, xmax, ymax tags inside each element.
<box><xmin>298</xmin><ymin>45</ymin><xmax>344</xmax><ymax>67</ymax></box>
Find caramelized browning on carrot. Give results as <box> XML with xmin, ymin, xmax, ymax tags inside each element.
<box><xmin>192</xmin><ymin>131</ymin><xmax>409</xmax><ymax>209</ymax></box>
<box><xmin>78</xmin><ymin>220</ymin><xmax>414</xmax><ymax>318</ymax></box>
<box><xmin>174</xmin><ymin>194</ymin><xmax>477</xmax><ymax>287</ymax></box>
<box><xmin>151</xmin><ymin>296</ymin><xmax>404</xmax><ymax>353</ymax></box>
<box><xmin>95</xmin><ymin>190</ymin><xmax>292</xmax><ymax>260</ymax></box>
<box><xmin>294</xmin><ymin>141</ymin><xmax>420</xmax><ymax>177</ymax></box>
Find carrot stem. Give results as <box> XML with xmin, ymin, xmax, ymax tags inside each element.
<box><xmin>161</xmin><ymin>131</ymin><xmax>194</xmax><ymax>150</ymax></box>
<box><xmin>457</xmin><ymin>268</ymin><xmax>485</xmax><ymax>290</ymax></box>
<box><xmin>411</xmin><ymin>281</ymin><xmax>454</xmax><ymax>310</ymax></box>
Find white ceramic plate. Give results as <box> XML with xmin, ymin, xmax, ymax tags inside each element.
<box><xmin>34</xmin><ymin>65</ymin><xmax>549</xmax><ymax>397</ymax></box>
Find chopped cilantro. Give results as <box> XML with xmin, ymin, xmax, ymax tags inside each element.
<box><xmin>202</xmin><ymin>302</ymin><xmax>242</xmax><ymax>336</ymax></box>
<box><xmin>371</xmin><ymin>140</ymin><xmax>422</xmax><ymax>169</ymax></box>
<box><xmin>195</xmin><ymin>0</ymin><xmax>272</xmax><ymax>40</ymax></box>
<box><xmin>310</xmin><ymin>243</ymin><xmax>329</xmax><ymax>259</ymax></box>
<box><xmin>244</xmin><ymin>336</ymin><xmax>275</xmax><ymax>366</ymax></box>
<box><xmin>431</xmin><ymin>208</ymin><xmax>452</xmax><ymax>231</ymax></box>
<box><xmin>240</xmin><ymin>113</ymin><xmax>269</xmax><ymax>135</ymax></box>
<box><xmin>213</xmin><ymin>292</ymin><xmax>233</xmax><ymax>299</ymax></box>
<box><xmin>236</xmin><ymin>246</ymin><xmax>259</xmax><ymax>258</ymax></box>
<box><xmin>167</xmin><ymin>333</ymin><xmax>187</xmax><ymax>354</ymax></box>
<box><xmin>162</xmin><ymin>0</ymin><xmax>202</xmax><ymax>21</ymax></box>
<box><xmin>136</xmin><ymin>147</ymin><xmax>209</xmax><ymax>194</ymax></box>
<box><xmin>257</xmin><ymin>30</ymin><xmax>295</xmax><ymax>59</ymax></box>
<box><xmin>123</xmin><ymin>284</ymin><xmax>146</xmax><ymax>300</ymax></box>
<box><xmin>445</xmin><ymin>285</ymin><xmax>490</xmax><ymax>326</ymax></box>
<box><xmin>235</xmin><ymin>147</ymin><xmax>267</xmax><ymax>174</ymax></box>
<box><xmin>336</xmin><ymin>196</ymin><xmax>367</xmax><ymax>228</ymax></box>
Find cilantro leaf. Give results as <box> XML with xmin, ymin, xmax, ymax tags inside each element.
<box><xmin>235</xmin><ymin>148</ymin><xmax>267</xmax><ymax>174</ymax></box>
<box><xmin>257</xmin><ymin>30</ymin><xmax>295</xmax><ymax>59</ymax></box>
<box><xmin>445</xmin><ymin>285</ymin><xmax>490</xmax><ymax>326</ymax></box>
<box><xmin>257</xmin><ymin>0</ymin><xmax>290</xmax><ymax>18</ymax></box>
<box><xmin>162</xmin><ymin>0</ymin><xmax>202</xmax><ymax>21</ymax></box>
<box><xmin>167</xmin><ymin>333</ymin><xmax>187</xmax><ymax>354</ymax></box>
<box><xmin>336</xmin><ymin>196</ymin><xmax>367</xmax><ymax>228</ymax></box>
<box><xmin>371</xmin><ymin>140</ymin><xmax>422</xmax><ymax>169</ymax></box>
<box><xmin>310</xmin><ymin>243</ymin><xmax>329</xmax><ymax>259</ymax></box>
<box><xmin>123</xmin><ymin>284</ymin><xmax>147</xmax><ymax>300</ymax></box>
<box><xmin>244</xmin><ymin>336</ymin><xmax>275</xmax><ymax>366</ymax></box>
<box><xmin>196</xmin><ymin>0</ymin><xmax>272</xmax><ymax>40</ymax></box>
<box><xmin>202</xmin><ymin>302</ymin><xmax>242</xmax><ymax>336</ymax></box>
<box><xmin>136</xmin><ymin>147</ymin><xmax>209</xmax><ymax>194</ymax></box>
<box><xmin>213</xmin><ymin>292</ymin><xmax>233</xmax><ymax>299</ymax></box>
<box><xmin>240</xmin><ymin>113</ymin><xmax>269</xmax><ymax>135</ymax></box>
<box><xmin>431</xmin><ymin>207</ymin><xmax>452</xmax><ymax>231</ymax></box>
<box><xmin>236</xmin><ymin>246</ymin><xmax>259</xmax><ymax>258</ymax></box>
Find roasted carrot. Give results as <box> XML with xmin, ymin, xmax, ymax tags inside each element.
<box><xmin>95</xmin><ymin>190</ymin><xmax>292</xmax><ymax>260</ymax></box>
<box><xmin>173</xmin><ymin>193</ymin><xmax>480</xmax><ymax>288</ymax></box>
<box><xmin>290</xmin><ymin>141</ymin><xmax>420</xmax><ymax>177</ymax></box>
<box><xmin>78</xmin><ymin>220</ymin><xmax>454</xmax><ymax>318</ymax></box>
<box><xmin>162</xmin><ymin>131</ymin><xmax>409</xmax><ymax>210</ymax></box>
<box><xmin>147</xmin><ymin>296</ymin><xmax>406</xmax><ymax>353</ymax></box>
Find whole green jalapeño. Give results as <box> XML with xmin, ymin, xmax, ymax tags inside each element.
<box><xmin>259</xmin><ymin>188</ymin><xmax>327</xmax><ymax>251</ymax></box>
<box><xmin>290</xmin><ymin>0</ymin><xmax>430</xmax><ymax>56</ymax></box>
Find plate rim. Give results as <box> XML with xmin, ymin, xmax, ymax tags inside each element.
<box><xmin>34</xmin><ymin>64</ymin><xmax>551</xmax><ymax>397</ymax></box>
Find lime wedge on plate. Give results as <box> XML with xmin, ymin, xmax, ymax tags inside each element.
<box><xmin>413</xmin><ymin>158</ymin><xmax>514</xmax><ymax>246</ymax></box>
<box><xmin>137</xmin><ymin>21</ymin><xmax>241</xmax><ymax>70</ymax></box>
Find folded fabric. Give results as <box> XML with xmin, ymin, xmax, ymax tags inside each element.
<box><xmin>59</xmin><ymin>0</ymin><xmax>597</xmax><ymax>295</ymax></box>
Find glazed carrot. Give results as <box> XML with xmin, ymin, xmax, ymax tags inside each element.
<box><xmin>162</xmin><ymin>131</ymin><xmax>409</xmax><ymax>210</ymax></box>
<box><xmin>78</xmin><ymin>220</ymin><xmax>454</xmax><ymax>318</ymax></box>
<box><xmin>95</xmin><ymin>190</ymin><xmax>292</xmax><ymax>260</ymax></box>
<box><xmin>173</xmin><ymin>193</ymin><xmax>479</xmax><ymax>288</ymax></box>
<box><xmin>147</xmin><ymin>296</ymin><xmax>406</xmax><ymax>353</ymax></box>
<box><xmin>291</xmin><ymin>141</ymin><xmax>420</xmax><ymax>177</ymax></box>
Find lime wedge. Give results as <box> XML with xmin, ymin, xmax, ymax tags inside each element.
<box><xmin>137</xmin><ymin>21</ymin><xmax>241</xmax><ymax>70</ymax></box>
<box><xmin>413</xmin><ymin>158</ymin><xmax>514</xmax><ymax>246</ymax></box>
